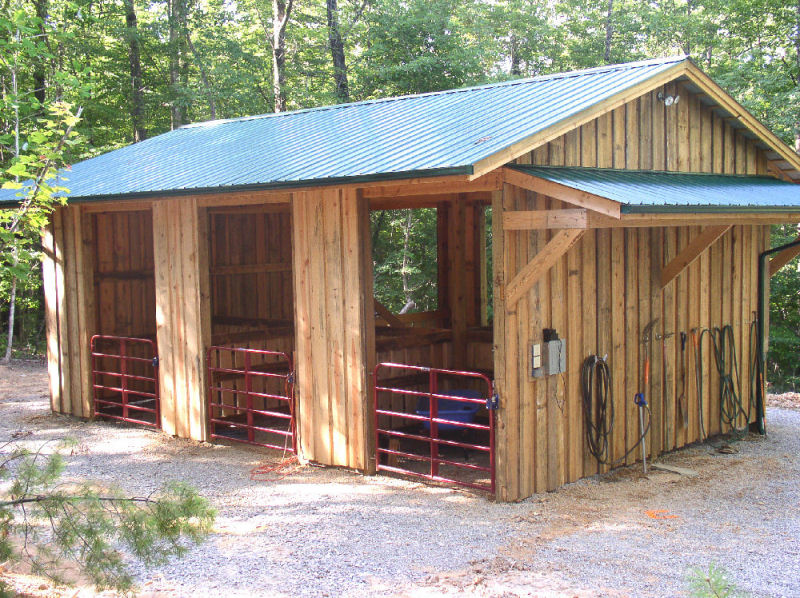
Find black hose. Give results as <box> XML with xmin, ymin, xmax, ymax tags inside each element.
<box><xmin>581</xmin><ymin>355</ymin><xmax>651</xmax><ymax>466</ymax></box>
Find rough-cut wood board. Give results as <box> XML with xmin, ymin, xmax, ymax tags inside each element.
<box><xmin>505</xmin><ymin>229</ymin><xmax>585</xmax><ymax>306</ymax></box>
<box><xmin>153</xmin><ymin>198</ymin><xmax>211</xmax><ymax>440</ymax></box>
<box><xmin>660</xmin><ymin>225</ymin><xmax>731</xmax><ymax>288</ymax></box>
<box><xmin>624</xmin><ymin>229</ymin><xmax>639</xmax><ymax>465</ymax></box>
<box><xmin>41</xmin><ymin>221</ymin><xmax>62</xmax><ymax>413</ymax></box>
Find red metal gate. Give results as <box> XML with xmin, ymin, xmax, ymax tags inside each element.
<box><xmin>374</xmin><ymin>362</ymin><xmax>496</xmax><ymax>494</ymax></box>
<box><xmin>207</xmin><ymin>346</ymin><xmax>296</xmax><ymax>452</ymax></box>
<box><xmin>91</xmin><ymin>335</ymin><xmax>160</xmax><ymax>428</ymax></box>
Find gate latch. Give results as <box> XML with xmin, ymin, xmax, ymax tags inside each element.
<box><xmin>486</xmin><ymin>392</ymin><xmax>499</xmax><ymax>410</ymax></box>
<box><xmin>152</xmin><ymin>356</ymin><xmax>159</xmax><ymax>368</ymax></box>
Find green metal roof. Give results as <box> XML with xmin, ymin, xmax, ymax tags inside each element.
<box><xmin>0</xmin><ymin>56</ymin><xmax>688</xmax><ymax>204</ymax></box>
<box><xmin>509</xmin><ymin>165</ymin><xmax>800</xmax><ymax>213</ymax></box>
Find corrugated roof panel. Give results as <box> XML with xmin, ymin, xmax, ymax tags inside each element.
<box><xmin>509</xmin><ymin>165</ymin><xmax>800</xmax><ymax>211</ymax></box>
<box><xmin>0</xmin><ymin>56</ymin><xmax>688</xmax><ymax>203</ymax></box>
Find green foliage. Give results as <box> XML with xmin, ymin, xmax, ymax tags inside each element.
<box><xmin>0</xmin><ymin>438</ymin><xmax>215</xmax><ymax>595</ymax></box>
<box><xmin>686</xmin><ymin>562</ymin><xmax>749</xmax><ymax>598</ymax></box>
<box><xmin>371</xmin><ymin>209</ymin><xmax>438</xmax><ymax>313</ymax></box>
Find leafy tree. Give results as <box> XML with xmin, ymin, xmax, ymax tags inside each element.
<box><xmin>0</xmin><ymin>438</ymin><xmax>215</xmax><ymax>596</ymax></box>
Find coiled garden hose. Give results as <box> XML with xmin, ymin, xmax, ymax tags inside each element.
<box><xmin>581</xmin><ymin>355</ymin><xmax>651</xmax><ymax>466</ymax></box>
<box><xmin>696</xmin><ymin>325</ymin><xmax>749</xmax><ymax>436</ymax></box>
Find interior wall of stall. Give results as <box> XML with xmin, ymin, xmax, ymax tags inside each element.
<box><xmin>205</xmin><ymin>204</ymin><xmax>295</xmax><ymax>431</ymax></box>
<box><xmin>292</xmin><ymin>187</ymin><xmax>374</xmax><ymax>471</ymax></box>
<box><xmin>493</xmin><ymin>81</ymin><xmax>775</xmax><ymax>502</ymax></box>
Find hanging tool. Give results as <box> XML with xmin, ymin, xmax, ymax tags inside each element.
<box><xmin>635</xmin><ymin>318</ymin><xmax>658</xmax><ymax>473</ymax></box>
<box><xmin>678</xmin><ymin>332</ymin><xmax>689</xmax><ymax>429</ymax></box>
<box><xmin>634</xmin><ymin>392</ymin><xmax>648</xmax><ymax>474</ymax></box>
<box><xmin>690</xmin><ymin>328</ymin><xmax>706</xmax><ymax>440</ymax></box>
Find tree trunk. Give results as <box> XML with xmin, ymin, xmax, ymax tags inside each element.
<box><xmin>3</xmin><ymin>248</ymin><xmax>18</xmax><ymax>363</ymax></box>
<box><xmin>272</xmin><ymin>0</ymin><xmax>293</xmax><ymax>112</ymax></box>
<box><xmin>124</xmin><ymin>0</ymin><xmax>146</xmax><ymax>142</ymax></box>
<box><xmin>684</xmin><ymin>0</ymin><xmax>693</xmax><ymax>56</ymax></box>
<box><xmin>399</xmin><ymin>210</ymin><xmax>415</xmax><ymax>313</ymax></box>
<box><xmin>795</xmin><ymin>0</ymin><xmax>800</xmax><ymax>153</ymax></box>
<box><xmin>510</xmin><ymin>34</ymin><xmax>521</xmax><ymax>76</ymax></box>
<box><xmin>326</xmin><ymin>0</ymin><xmax>349</xmax><ymax>103</ymax></box>
<box><xmin>186</xmin><ymin>35</ymin><xmax>216</xmax><ymax>120</ymax></box>
<box><xmin>168</xmin><ymin>0</ymin><xmax>189</xmax><ymax>127</ymax></box>
<box><xmin>32</xmin><ymin>0</ymin><xmax>47</xmax><ymax>106</ymax></box>
<box><xmin>604</xmin><ymin>0</ymin><xmax>614</xmax><ymax>63</ymax></box>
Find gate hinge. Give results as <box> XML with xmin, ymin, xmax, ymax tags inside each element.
<box><xmin>486</xmin><ymin>392</ymin><xmax>499</xmax><ymax>410</ymax></box>
<box><xmin>152</xmin><ymin>356</ymin><xmax>159</xmax><ymax>368</ymax></box>
<box><xmin>287</xmin><ymin>371</ymin><xmax>295</xmax><ymax>385</ymax></box>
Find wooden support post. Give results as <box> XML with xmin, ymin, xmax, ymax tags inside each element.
<box><xmin>768</xmin><ymin>235</ymin><xmax>800</xmax><ymax>276</ymax></box>
<box><xmin>505</xmin><ymin>229</ymin><xmax>585</xmax><ymax>306</ymax></box>
<box><xmin>660</xmin><ymin>225</ymin><xmax>731</xmax><ymax>288</ymax></box>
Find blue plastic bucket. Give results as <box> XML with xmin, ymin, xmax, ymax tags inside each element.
<box><xmin>416</xmin><ymin>389</ymin><xmax>482</xmax><ymax>431</ymax></box>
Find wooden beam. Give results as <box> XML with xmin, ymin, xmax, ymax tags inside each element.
<box><xmin>769</xmin><ymin>236</ymin><xmax>800</xmax><ymax>276</ymax></box>
<box><xmin>503</xmin><ymin>208</ymin><xmax>588</xmax><ymax>230</ymax></box>
<box><xmin>503</xmin><ymin>167</ymin><xmax>621</xmax><ymax>218</ymax></box>
<box><xmin>373</xmin><ymin>298</ymin><xmax>406</xmax><ymax>327</ymax></box>
<box><xmin>210</xmin><ymin>263</ymin><xmax>291</xmax><ymax>275</ymax></box>
<box><xmin>660</xmin><ymin>225</ymin><xmax>730</xmax><ymax>288</ymax></box>
<box><xmin>362</xmin><ymin>171</ymin><xmax>502</xmax><ymax>199</ymax></box>
<box><xmin>505</xmin><ymin>229</ymin><xmax>585</xmax><ymax>306</ymax></box>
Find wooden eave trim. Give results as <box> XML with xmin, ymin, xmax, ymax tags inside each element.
<box><xmin>469</xmin><ymin>60</ymin><xmax>689</xmax><ymax>179</ymax></box>
<box><xmin>683</xmin><ymin>62</ymin><xmax>800</xmax><ymax>174</ymax></box>
<box><xmin>505</xmin><ymin>229</ymin><xmax>585</xmax><ymax>306</ymax></box>
<box><xmin>769</xmin><ymin>236</ymin><xmax>800</xmax><ymax>276</ymax></box>
<box><xmin>589</xmin><ymin>212</ymin><xmax>800</xmax><ymax>228</ymax></box>
<box><xmin>660</xmin><ymin>225</ymin><xmax>731</xmax><ymax>288</ymax></box>
<box><xmin>503</xmin><ymin>167</ymin><xmax>621</xmax><ymax>218</ymax></box>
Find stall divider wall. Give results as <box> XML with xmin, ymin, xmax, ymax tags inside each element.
<box><xmin>292</xmin><ymin>187</ymin><xmax>375</xmax><ymax>471</ymax></box>
<box><xmin>152</xmin><ymin>197</ymin><xmax>211</xmax><ymax>440</ymax></box>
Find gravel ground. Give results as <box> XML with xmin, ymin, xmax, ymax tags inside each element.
<box><xmin>1</xmin><ymin>361</ymin><xmax>798</xmax><ymax>597</ymax></box>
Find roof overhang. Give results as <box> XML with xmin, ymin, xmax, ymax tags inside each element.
<box><xmin>504</xmin><ymin>165</ymin><xmax>800</xmax><ymax>227</ymax></box>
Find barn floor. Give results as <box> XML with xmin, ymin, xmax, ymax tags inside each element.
<box><xmin>1</xmin><ymin>361</ymin><xmax>798</xmax><ymax>598</ymax></box>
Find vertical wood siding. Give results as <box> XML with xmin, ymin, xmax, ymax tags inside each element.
<box><xmin>42</xmin><ymin>206</ymin><xmax>95</xmax><ymax>418</ymax></box>
<box><xmin>494</xmin><ymin>85</ymin><xmax>773</xmax><ymax>501</ymax></box>
<box><xmin>153</xmin><ymin>198</ymin><xmax>211</xmax><ymax>440</ymax></box>
<box><xmin>292</xmin><ymin>188</ymin><xmax>374</xmax><ymax>470</ymax></box>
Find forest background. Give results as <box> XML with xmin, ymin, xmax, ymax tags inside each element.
<box><xmin>1</xmin><ymin>0</ymin><xmax>799</xmax><ymax>389</ymax></box>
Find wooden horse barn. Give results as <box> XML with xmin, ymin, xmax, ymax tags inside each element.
<box><xmin>11</xmin><ymin>55</ymin><xmax>800</xmax><ymax>501</ymax></box>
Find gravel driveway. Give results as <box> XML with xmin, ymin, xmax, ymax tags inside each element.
<box><xmin>1</xmin><ymin>361</ymin><xmax>798</xmax><ymax>597</ymax></box>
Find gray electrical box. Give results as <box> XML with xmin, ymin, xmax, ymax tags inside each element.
<box><xmin>530</xmin><ymin>338</ymin><xmax>566</xmax><ymax>377</ymax></box>
<box><xmin>542</xmin><ymin>338</ymin><xmax>567</xmax><ymax>375</ymax></box>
